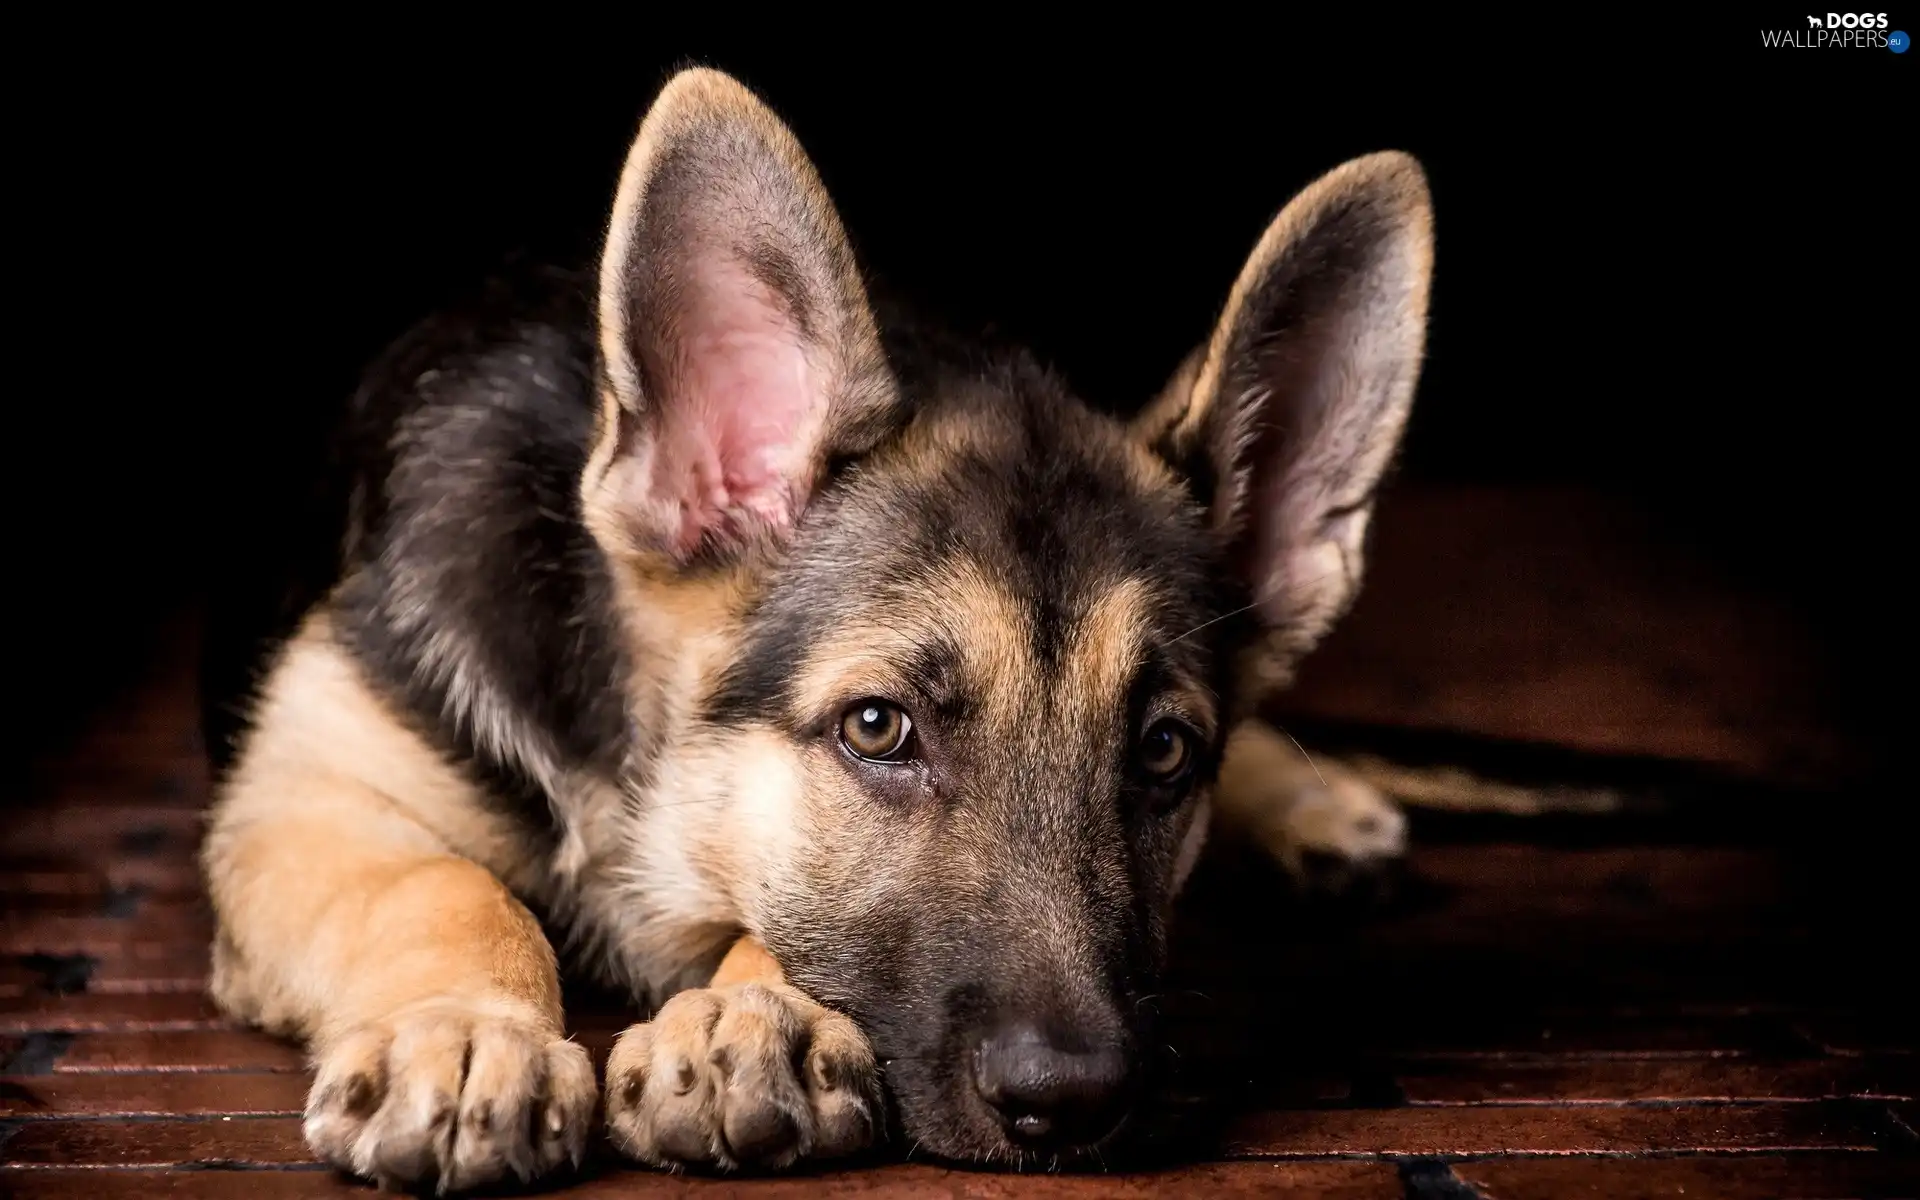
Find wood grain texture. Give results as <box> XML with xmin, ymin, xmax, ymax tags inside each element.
<box><xmin>1219</xmin><ymin>1103</ymin><xmax>1884</xmax><ymax>1157</ymax></box>
<box><xmin>1454</xmin><ymin>1153</ymin><xmax>1920</xmax><ymax>1200</ymax></box>
<box><xmin>46</xmin><ymin>1030</ymin><xmax>308</xmax><ymax>1073</ymax></box>
<box><xmin>0</xmin><ymin>1071</ymin><xmax>309</xmax><ymax>1116</ymax></box>
<box><xmin>1393</xmin><ymin>1057</ymin><xmax>1918</xmax><ymax>1104</ymax></box>
<box><xmin>0</xmin><ymin>1162</ymin><xmax>1409</xmax><ymax>1199</ymax></box>
<box><xmin>0</xmin><ymin>990</ymin><xmax>231</xmax><ymax>1034</ymax></box>
<box><xmin>2</xmin><ymin>1117</ymin><xmax>314</xmax><ymax>1167</ymax></box>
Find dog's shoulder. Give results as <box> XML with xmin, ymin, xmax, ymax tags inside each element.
<box><xmin>334</xmin><ymin>259</ymin><xmax>635</xmax><ymax>817</ymax></box>
<box><xmin>211</xmin><ymin>259</ymin><xmax>635</xmax><ymax>838</ymax></box>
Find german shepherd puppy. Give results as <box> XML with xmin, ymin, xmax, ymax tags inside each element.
<box><xmin>200</xmin><ymin>67</ymin><xmax>1432</xmax><ymax>1191</ymax></box>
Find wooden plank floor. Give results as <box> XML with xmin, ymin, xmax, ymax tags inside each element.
<box><xmin>5</xmin><ymin>489</ymin><xmax>1915</xmax><ymax>1198</ymax></box>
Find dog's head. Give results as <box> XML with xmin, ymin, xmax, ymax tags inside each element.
<box><xmin>580</xmin><ymin>69</ymin><xmax>1432</xmax><ymax>1164</ymax></box>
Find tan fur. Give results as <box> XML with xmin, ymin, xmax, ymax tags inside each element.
<box><xmin>1342</xmin><ymin>756</ymin><xmax>1626</xmax><ymax>816</ymax></box>
<box><xmin>1064</xmin><ymin>577</ymin><xmax>1153</xmax><ymax>725</ymax></box>
<box><xmin>710</xmin><ymin>935</ymin><xmax>787</xmax><ymax>987</ymax></box>
<box><xmin>1066</xmin><ymin>577</ymin><xmax>1217</xmax><ymax>738</ymax></box>
<box><xmin>617</xmin><ymin>722</ymin><xmax>807</xmax><ymax>966</ymax></box>
<box><xmin>205</xmin><ymin>614</ymin><xmax>552</xmax><ymax>1031</ymax></box>
<box><xmin>1129</xmin><ymin>345</ymin><xmax>1205</xmax><ymax>448</ymax></box>
<box><xmin>881</xmin><ymin>394</ymin><xmax>1026</xmax><ymax>482</ymax></box>
<box><xmin>202</xmin><ymin>613</ymin><xmax>595</xmax><ymax>1189</ymax></box>
<box><xmin>788</xmin><ymin>554</ymin><xmax>1032</xmax><ymax>731</ymax></box>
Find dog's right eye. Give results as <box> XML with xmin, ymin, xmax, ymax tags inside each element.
<box><xmin>838</xmin><ymin>700</ymin><xmax>915</xmax><ymax>763</ymax></box>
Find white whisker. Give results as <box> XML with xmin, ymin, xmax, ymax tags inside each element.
<box><xmin>1276</xmin><ymin>724</ymin><xmax>1328</xmax><ymax>788</ymax></box>
<box><xmin>1168</xmin><ymin>599</ymin><xmax>1263</xmax><ymax>645</ymax></box>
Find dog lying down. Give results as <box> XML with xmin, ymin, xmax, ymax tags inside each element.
<box><xmin>199</xmin><ymin>67</ymin><xmax>1432</xmax><ymax>1191</ymax></box>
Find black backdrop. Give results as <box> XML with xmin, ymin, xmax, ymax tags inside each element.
<box><xmin>15</xmin><ymin>24</ymin><xmax>1909</xmax><ymax>767</ymax></box>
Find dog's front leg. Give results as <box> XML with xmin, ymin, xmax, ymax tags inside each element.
<box><xmin>1214</xmin><ymin>719</ymin><xmax>1408</xmax><ymax>893</ymax></box>
<box><xmin>203</xmin><ymin>770</ymin><xmax>595</xmax><ymax>1192</ymax></box>
<box><xmin>604</xmin><ymin>935</ymin><xmax>881</xmax><ymax>1172</ymax></box>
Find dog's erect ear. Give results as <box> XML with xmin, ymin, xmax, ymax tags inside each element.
<box><xmin>583</xmin><ymin>68</ymin><xmax>896</xmax><ymax>565</ymax></box>
<box><xmin>1136</xmin><ymin>152</ymin><xmax>1434</xmax><ymax>702</ymax></box>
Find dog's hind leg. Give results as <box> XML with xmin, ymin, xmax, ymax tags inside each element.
<box><xmin>201</xmin><ymin>617</ymin><xmax>596</xmax><ymax>1194</ymax></box>
<box><xmin>604</xmin><ymin>935</ymin><xmax>883</xmax><ymax>1172</ymax></box>
<box><xmin>1213</xmin><ymin>719</ymin><xmax>1408</xmax><ymax>895</ymax></box>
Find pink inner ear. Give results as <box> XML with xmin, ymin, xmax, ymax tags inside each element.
<box><xmin>643</xmin><ymin>257</ymin><xmax>824</xmax><ymax>556</ymax></box>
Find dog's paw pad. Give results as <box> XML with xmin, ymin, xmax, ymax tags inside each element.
<box><xmin>303</xmin><ymin>1005</ymin><xmax>594</xmax><ymax>1194</ymax></box>
<box><xmin>605</xmin><ymin>981</ymin><xmax>880</xmax><ymax>1172</ymax></box>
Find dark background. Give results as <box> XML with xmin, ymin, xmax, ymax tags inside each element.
<box><xmin>15</xmin><ymin>25</ymin><xmax>1909</xmax><ymax>776</ymax></box>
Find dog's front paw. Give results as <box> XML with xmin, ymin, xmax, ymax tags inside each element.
<box><xmin>605</xmin><ymin>981</ymin><xmax>880</xmax><ymax>1172</ymax></box>
<box><xmin>302</xmin><ymin>1003</ymin><xmax>595</xmax><ymax>1193</ymax></box>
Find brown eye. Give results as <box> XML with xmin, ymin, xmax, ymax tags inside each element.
<box><xmin>839</xmin><ymin>700</ymin><xmax>914</xmax><ymax>762</ymax></box>
<box><xmin>1139</xmin><ymin>720</ymin><xmax>1194</xmax><ymax>783</ymax></box>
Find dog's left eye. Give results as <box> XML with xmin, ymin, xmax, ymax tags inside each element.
<box><xmin>839</xmin><ymin>700</ymin><xmax>915</xmax><ymax>762</ymax></box>
<box><xmin>1138</xmin><ymin>719</ymin><xmax>1196</xmax><ymax>783</ymax></box>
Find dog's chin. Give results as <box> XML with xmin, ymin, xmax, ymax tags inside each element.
<box><xmin>884</xmin><ymin>1064</ymin><xmax>1138</xmax><ymax>1171</ymax></box>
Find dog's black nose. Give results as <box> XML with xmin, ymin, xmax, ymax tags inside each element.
<box><xmin>972</xmin><ymin>1021</ymin><xmax>1131</xmax><ymax>1148</ymax></box>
